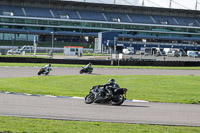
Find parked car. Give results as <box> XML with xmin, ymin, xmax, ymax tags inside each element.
<box><xmin>166</xmin><ymin>50</ymin><xmax>179</xmax><ymax>57</ymax></box>
<box><xmin>7</xmin><ymin>45</ymin><xmax>33</xmax><ymax>54</ymax></box>
<box><xmin>7</xmin><ymin>49</ymin><xmax>20</xmax><ymax>54</ymax></box>
<box><xmin>187</xmin><ymin>51</ymin><xmax>200</xmax><ymax>58</ymax></box>
<box><xmin>19</xmin><ymin>45</ymin><xmax>34</xmax><ymax>53</ymax></box>
<box><xmin>123</xmin><ymin>48</ymin><xmax>134</xmax><ymax>55</ymax></box>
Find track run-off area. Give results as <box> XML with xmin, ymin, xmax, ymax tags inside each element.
<box><xmin>0</xmin><ymin>66</ymin><xmax>200</xmax><ymax>126</ymax></box>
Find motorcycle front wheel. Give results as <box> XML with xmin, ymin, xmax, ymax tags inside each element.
<box><xmin>37</xmin><ymin>71</ymin><xmax>42</xmax><ymax>75</ymax></box>
<box><xmin>80</xmin><ymin>70</ymin><xmax>83</xmax><ymax>74</ymax></box>
<box><xmin>112</xmin><ymin>94</ymin><xmax>125</xmax><ymax>106</ymax></box>
<box><xmin>85</xmin><ymin>93</ymin><xmax>95</xmax><ymax>104</ymax></box>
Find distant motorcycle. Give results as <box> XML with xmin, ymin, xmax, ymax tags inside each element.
<box><xmin>37</xmin><ymin>67</ymin><xmax>52</xmax><ymax>75</ymax></box>
<box><xmin>80</xmin><ymin>67</ymin><xmax>93</xmax><ymax>74</ymax></box>
<box><xmin>85</xmin><ymin>85</ymin><xmax>127</xmax><ymax>106</ymax></box>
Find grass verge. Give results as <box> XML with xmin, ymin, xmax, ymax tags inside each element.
<box><xmin>1</xmin><ymin>62</ymin><xmax>200</xmax><ymax>69</ymax></box>
<box><xmin>0</xmin><ymin>75</ymin><xmax>199</xmax><ymax>104</ymax></box>
<box><xmin>0</xmin><ymin>116</ymin><xmax>200</xmax><ymax>133</ymax></box>
<box><xmin>0</xmin><ymin>55</ymin><xmax>45</xmax><ymax>58</ymax></box>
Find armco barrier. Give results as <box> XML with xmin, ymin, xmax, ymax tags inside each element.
<box><xmin>0</xmin><ymin>57</ymin><xmax>200</xmax><ymax>66</ymax></box>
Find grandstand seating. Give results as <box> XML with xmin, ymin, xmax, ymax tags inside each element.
<box><xmin>1</xmin><ymin>4</ymin><xmax>200</xmax><ymax>27</ymax></box>
<box><xmin>152</xmin><ymin>15</ymin><xmax>178</xmax><ymax>25</ymax></box>
<box><xmin>128</xmin><ymin>14</ymin><xmax>154</xmax><ymax>24</ymax></box>
<box><xmin>103</xmin><ymin>12</ymin><xmax>130</xmax><ymax>22</ymax></box>
<box><xmin>78</xmin><ymin>10</ymin><xmax>105</xmax><ymax>21</ymax></box>
<box><xmin>52</xmin><ymin>9</ymin><xmax>80</xmax><ymax>19</ymax></box>
<box><xmin>175</xmin><ymin>17</ymin><xmax>199</xmax><ymax>26</ymax></box>
<box><xmin>24</xmin><ymin>7</ymin><xmax>52</xmax><ymax>18</ymax></box>
<box><xmin>0</xmin><ymin>5</ymin><xmax>24</xmax><ymax>16</ymax></box>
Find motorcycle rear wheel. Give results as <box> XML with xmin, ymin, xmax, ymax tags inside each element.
<box><xmin>85</xmin><ymin>93</ymin><xmax>95</xmax><ymax>104</ymax></box>
<box><xmin>88</xmin><ymin>71</ymin><xmax>92</xmax><ymax>74</ymax></box>
<box><xmin>112</xmin><ymin>94</ymin><xmax>125</xmax><ymax>106</ymax></box>
<box><xmin>45</xmin><ymin>72</ymin><xmax>49</xmax><ymax>75</ymax></box>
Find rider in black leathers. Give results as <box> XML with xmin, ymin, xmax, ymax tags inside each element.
<box><xmin>85</xmin><ymin>62</ymin><xmax>93</xmax><ymax>70</ymax></box>
<box><xmin>97</xmin><ymin>79</ymin><xmax>120</xmax><ymax>100</ymax></box>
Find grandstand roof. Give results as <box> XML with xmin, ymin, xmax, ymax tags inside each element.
<box><xmin>2</xmin><ymin>0</ymin><xmax>200</xmax><ymax>15</ymax></box>
<box><xmin>2</xmin><ymin>0</ymin><xmax>199</xmax><ymax>11</ymax></box>
<box><xmin>59</xmin><ymin>0</ymin><xmax>200</xmax><ymax>11</ymax></box>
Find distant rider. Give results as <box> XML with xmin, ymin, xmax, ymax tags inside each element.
<box><xmin>85</xmin><ymin>62</ymin><xmax>93</xmax><ymax>70</ymax></box>
<box><xmin>43</xmin><ymin>64</ymin><xmax>52</xmax><ymax>74</ymax></box>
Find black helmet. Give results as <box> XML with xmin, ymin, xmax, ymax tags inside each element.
<box><xmin>108</xmin><ymin>79</ymin><xmax>115</xmax><ymax>84</ymax></box>
<box><xmin>48</xmin><ymin>64</ymin><xmax>51</xmax><ymax>67</ymax></box>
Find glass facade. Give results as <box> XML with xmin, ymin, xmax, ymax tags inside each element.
<box><xmin>0</xmin><ymin>33</ymin><xmax>37</xmax><ymax>41</ymax></box>
<box><xmin>1</xmin><ymin>16</ymin><xmax>200</xmax><ymax>38</ymax></box>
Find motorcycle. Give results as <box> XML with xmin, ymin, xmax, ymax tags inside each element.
<box><xmin>37</xmin><ymin>67</ymin><xmax>52</xmax><ymax>75</ymax></box>
<box><xmin>80</xmin><ymin>67</ymin><xmax>93</xmax><ymax>74</ymax></box>
<box><xmin>84</xmin><ymin>85</ymin><xmax>127</xmax><ymax>106</ymax></box>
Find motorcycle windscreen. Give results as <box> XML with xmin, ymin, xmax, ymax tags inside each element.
<box><xmin>114</xmin><ymin>88</ymin><xmax>124</xmax><ymax>94</ymax></box>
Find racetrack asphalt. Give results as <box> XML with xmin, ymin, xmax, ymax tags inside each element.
<box><xmin>0</xmin><ymin>93</ymin><xmax>200</xmax><ymax>127</ymax></box>
<box><xmin>0</xmin><ymin>66</ymin><xmax>200</xmax><ymax>78</ymax></box>
<box><xmin>0</xmin><ymin>66</ymin><xmax>200</xmax><ymax>126</ymax></box>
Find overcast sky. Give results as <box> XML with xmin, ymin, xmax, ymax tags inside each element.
<box><xmin>60</xmin><ymin>0</ymin><xmax>200</xmax><ymax>10</ymax></box>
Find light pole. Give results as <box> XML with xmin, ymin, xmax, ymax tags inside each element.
<box><xmin>50</xmin><ymin>32</ymin><xmax>54</xmax><ymax>58</ymax></box>
<box><xmin>12</xmin><ymin>36</ymin><xmax>15</xmax><ymax>55</ymax></box>
<box><xmin>50</xmin><ymin>32</ymin><xmax>54</xmax><ymax>51</ymax></box>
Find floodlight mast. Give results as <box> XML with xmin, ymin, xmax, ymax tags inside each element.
<box><xmin>195</xmin><ymin>0</ymin><xmax>200</xmax><ymax>10</ymax></box>
<box><xmin>169</xmin><ymin>0</ymin><xmax>172</xmax><ymax>8</ymax></box>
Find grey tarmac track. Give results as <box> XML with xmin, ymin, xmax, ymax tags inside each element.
<box><xmin>0</xmin><ymin>93</ymin><xmax>200</xmax><ymax>127</ymax></box>
<box><xmin>0</xmin><ymin>66</ymin><xmax>200</xmax><ymax>126</ymax></box>
<box><xmin>0</xmin><ymin>66</ymin><xmax>200</xmax><ymax>78</ymax></box>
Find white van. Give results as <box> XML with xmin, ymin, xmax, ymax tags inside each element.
<box><xmin>19</xmin><ymin>45</ymin><xmax>34</xmax><ymax>53</ymax></box>
<box><xmin>123</xmin><ymin>48</ymin><xmax>134</xmax><ymax>55</ymax></box>
<box><xmin>7</xmin><ymin>45</ymin><xmax>33</xmax><ymax>54</ymax></box>
<box><xmin>164</xmin><ymin>48</ymin><xmax>179</xmax><ymax>57</ymax></box>
<box><xmin>187</xmin><ymin>51</ymin><xmax>200</xmax><ymax>58</ymax></box>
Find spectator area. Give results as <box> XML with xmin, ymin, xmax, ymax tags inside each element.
<box><xmin>0</xmin><ymin>4</ymin><xmax>199</xmax><ymax>27</ymax></box>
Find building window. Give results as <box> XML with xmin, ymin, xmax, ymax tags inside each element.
<box><xmin>70</xmin><ymin>48</ymin><xmax>75</xmax><ymax>52</ymax></box>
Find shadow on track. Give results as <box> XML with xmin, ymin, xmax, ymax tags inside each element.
<box><xmin>79</xmin><ymin>73</ymin><xmax>101</xmax><ymax>75</ymax></box>
<box><xmin>121</xmin><ymin>104</ymin><xmax>149</xmax><ymax>108</ymax></box>
<box><xmin>88</xmin><ymin>103</ymin><xmax>149</xmax><ymax>108</ymax></box>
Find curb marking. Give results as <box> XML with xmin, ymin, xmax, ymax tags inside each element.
<box><xmin>0</xmin><ymin>91</ymin><xmax>149</xmax><ymax>103</ymax></box>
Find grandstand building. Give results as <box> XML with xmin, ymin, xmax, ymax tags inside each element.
<box><xmin>1</xmin><ymin>0</ymin><xmax>200</xmax><ymax>52</ymax></box>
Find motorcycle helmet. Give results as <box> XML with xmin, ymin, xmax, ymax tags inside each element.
<box><xmin>108</xmin><ymin>79</ymin><xmax>115</xmax><ymax>84</ymax></box>
<box><xmin>48</xmin><ymin>64</ymin><xmax>51</xmax><ymax>67</ymax></box>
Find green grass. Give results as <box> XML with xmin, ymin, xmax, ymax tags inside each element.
<box><xmin>0</xmin><ymin>116</ymin><xmax>200</xmax><ymax>133</ymax></box>
<box><xmin>1</xmin><ymin>62</ymin><xmax>200</xmax><ymax>69</ymax></box>
<box><xmin>0</xmin><ymin>75</ymin><xmax>199</xmax><ymax>104</ymax></box>
<box><xmin>0</xmin><ymin>54</ymin><xmax>45</xmax><ymax>58</ymax></box>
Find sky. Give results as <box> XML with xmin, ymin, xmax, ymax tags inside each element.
<box><xmin>60</xmin><ymin>0</ymin><xmax>200</xmax><ymax>10</ymax></box>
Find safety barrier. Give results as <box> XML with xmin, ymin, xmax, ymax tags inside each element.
<box><xmin>0</xmin><ymin>57</ymin><xmax>200</xmax><ymax>66</ymax></box>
